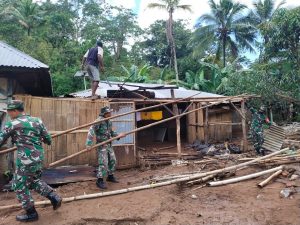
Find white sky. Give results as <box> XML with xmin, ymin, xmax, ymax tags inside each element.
<box><xmin>110</xmin><ymin>0</ymin><xmax>300</xmax><ymax>29</ymax></box>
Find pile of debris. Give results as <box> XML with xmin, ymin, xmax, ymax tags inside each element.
<box><xmin>187</xmin><ymin>139</ymin><xmax>241</xmax><ymax>156</ymax></box>
<box><xmin>148</xmin><ymin>148</ymin><xmax>300</xmax><ymax>196</ymax></box>
<box><xmin>283</xmin><ymin>122</ymin><xmax>300</xmax><ymax>149</ymax></box>
<box><xmin>138</xmin><ymin>140</ymin><xmax>242</xmax><ymax>169</ymax></box>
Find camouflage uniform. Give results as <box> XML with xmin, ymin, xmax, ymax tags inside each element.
<box><xmin>249</xmin><ymin>107</ymin><xmax>271</xmax><ymax>153</ymax></box>
<box><xmin>86</xmin><ymin>115</ymin><xmax>118</xmax><ymax>179</ymax></box>
<box><xmin>0</xmin><ymin>111</ymin><xmax>53</xmax><ymax>210</ymax></box>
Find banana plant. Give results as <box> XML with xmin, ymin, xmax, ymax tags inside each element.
<box><xmin>120</xmin><ymin>64</ymin><xmax>152</xmax><ymax>83</ymax></box>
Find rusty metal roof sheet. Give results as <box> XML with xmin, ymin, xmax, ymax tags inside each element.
<box><xmin>0</xmin><ymin>41</ymin><xmax>49</xmax><ymax>69</ymax></box>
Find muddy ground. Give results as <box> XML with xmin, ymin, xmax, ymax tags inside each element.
<box><xmin>0</xmin><ymin>158</ymin><xmax>299</xmax><ymax>225</ymax></box>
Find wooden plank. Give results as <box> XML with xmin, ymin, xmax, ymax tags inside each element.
<box><xmin>205</xmin><ymin>106</ymin><xmax>209</xmax><ymax>144</ymax></box>
<box><xmin>241</xmin><ymin>100</ymin><xmax>248</xmax><ymax>151</ymax></box>
<box><xmin>197</xmin><ymin>103</ymin><xmax>205</xmax><ymax>142</ymax></box>
<box><xmin>187</xmin><ymin>103</ymin><xmax>196</xmax><ymax>143</ymax></box>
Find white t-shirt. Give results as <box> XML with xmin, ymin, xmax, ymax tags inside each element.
<box><xmin>84</xmin><ymin>46</ymin><xmax>104</xmax><ymax>58</ymax></box>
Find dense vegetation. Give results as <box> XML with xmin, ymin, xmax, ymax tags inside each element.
<box><xmin>0</xmin><ymin>0</ymin><xmax>299</xmax><ymax>121</ymax></box>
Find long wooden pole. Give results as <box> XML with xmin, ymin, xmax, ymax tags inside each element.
<box><xmin>49</xmin><ymin>96</ymin><xmax>241</xmax><ymax>167</ymax></box>
<box><xmin>257</xmin><ymin>169</ymin><xmax>282</xmax><ymax>188</ymax></box>
<box><xmin>208</xmin><ymin>166</ymin><xmax>283</xmax><ymax>187</ymax></box>
<box><xmin>0</xmin><ymin>93</ymin><xmax>202</xmax><ymax>155</ymax></box>
<box><xmin>171</xmin><ymin>89</ymin><xmax>181</xmax><ymax>158</ymax></box>
<box><xmin>0</xmin><ymin>149</ymin><xmax>291</xmax><ymax>210</ymax></box>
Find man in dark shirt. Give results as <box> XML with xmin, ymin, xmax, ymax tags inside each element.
<box><xmin>81</xmin><ymin>40</ymin><xmax>104</xmax><ymax>100</ymax></box>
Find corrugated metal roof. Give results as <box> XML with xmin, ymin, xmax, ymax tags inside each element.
<box><xmin>69</xmin><ymin>81</ymin><xmax>223</xmax><ymax>99</ymax></box>
<box><xmin>0</xmin><ymin>41</ymin><xmax>49</xmax><ymax>69</ymax></box>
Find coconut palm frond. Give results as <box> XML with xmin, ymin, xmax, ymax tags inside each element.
<box><xmin>147</xmin><ymin>3</ymin><xmax>167</xmax><ymax>10</ymax></box>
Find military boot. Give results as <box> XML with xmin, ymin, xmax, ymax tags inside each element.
<box><xmin>96</xmin><ymin>178</ymin><xmax>107</xmax><ymax>189</ymax></box>
<box><xmin>16</xmin><ymin>206</ymin><xmax>38</xmax><ymax>222</ymax></box>
<box><xmin>47</xmin><ymin>191</ymin><xmax>62</xmax><ymax>210</ymax></box>
<box><xmin>107</xmin><ymin>174</ymin><xmax>119</xmax><ymax>183</ymax></box>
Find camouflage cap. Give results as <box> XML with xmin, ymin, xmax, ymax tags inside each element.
<box><xmin>5</xmin><ymin>100</ymin><xmax>24</xmax><ymax>110</ymax></box>
<box><xmin>99</xmin><ymin>106</ymin><xmax>112</xmax><ymax>116</ymax></box>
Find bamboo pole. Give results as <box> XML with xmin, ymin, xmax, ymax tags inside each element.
<box><xmin>230</xmin><ymin>101</ymin><xmax>246</xmax><ymax>120</ymax></box>
<box><xmin>208</xmin><ymin>166</ymin><xmax>283</xmax><ymax>187</ymax></box>
<box><xmin>257</xmin><ymin>169</ymin><xmax>282</xmax><ymax>188</ymax></box>
<box><xmin>0</xmin><ymin>93</ymin><xmax>202</xmax><ymax>155</ymax></box>
<box><xmin>0</xmin><ymin>150</ymin><xmax>291</xmax><ymax>211</ymax></box>
<box><xmin>49</xmin><ymin>96</ymin><xmax>242</xmax><ymax>167</ymax></box>
<box><xmin>186</xmin><ymin>174</ymin><xmax>216</xmax><ymax>186</ymax></box>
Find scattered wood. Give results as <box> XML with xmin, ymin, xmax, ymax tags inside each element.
<box><xmin>158</xmin><ymin>146</ymin><xmax>176</xmax><ymax>150</ymax></box>
<box><xmin>186</xmin><ymin>174</ymin><xmax>216</xmax><ymax>186</ymax></box>
<box><xmin>137</xmin><ymin>146</ymin><xmax>146</xmax><ymax>151</ymax></box>
<box><xmin>0</xmin><ymin>148</ymin><xmax>292</xmax><ymax>211</ymax></box>
<box><xmin>257</xmin><ymin>169</ymin><xmax>283</xmax><ymax>188</ymax></box>
<box><xmin>208</xmin><ymin>166</ymin><xmax>283</xmax><ymax>187</ymax></box>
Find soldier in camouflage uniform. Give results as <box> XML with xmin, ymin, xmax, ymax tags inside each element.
<box><xmin>248</xmin><ymin>105</ymin><xmax>271</xmax><ymax>155</ymax></box>
<box><xmin>86</xmin><ymin>106</ymin><xmax>125</xmax><ymax>189</ymax></box>
<box><xmin>0</xmin><ymin>100</ymin><xmax>62</xmax><ymax>222</ymax></box>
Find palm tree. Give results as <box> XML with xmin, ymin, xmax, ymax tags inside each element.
<box><xmin>247</xmin><ymin>0</ymin><xmax>285</xmax><ymax>57</ymax></box>
<box><xmin>147</xmin><ymin>0</ymin><xmax>192</xmax><ymax>85</ymax></box>
<box><xmin>1</xmin><ymin>0</ymin><xmax>43</xmax><ymax>36</ymax></box>
<box><xmin>190</xmin><ymin>0</ymin><xmax>256</xmax><ymax>67</ymax></box>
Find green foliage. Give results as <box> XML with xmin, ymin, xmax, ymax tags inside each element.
<box><xmin>190</xmin><ymin>0</ymin><xmax>257</xmax><ymax>67</ymax></box>
<box><xmin>0</xmin><ymin>0</ymin><xmax>299</xmax><ymax>122</ymax></box>
<box><xmin>262</xmin><ymin>7</ymin><xmax>300</xmax><ymax>66</ymax></box>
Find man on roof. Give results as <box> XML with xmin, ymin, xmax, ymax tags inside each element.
<box><xmin>81</xmin><ymin>40</ymin><xmax>105</xmax><ymax>100</ymax></box>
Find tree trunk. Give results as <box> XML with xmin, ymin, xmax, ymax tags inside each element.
<box><xmin>222</xmin><ymin>36</ymin><xmax>226</xmax><ymax>67</ymax></box>
<box><xmin>167</xmin><ymin>10</ymin><xmax>179</xmax><ymax>85</ymax></box>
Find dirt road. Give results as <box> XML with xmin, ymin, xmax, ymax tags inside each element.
<box><xmin>0</xmin><ymin>165</ymin><xmax>299</xmax><ymax>225</ymax></box>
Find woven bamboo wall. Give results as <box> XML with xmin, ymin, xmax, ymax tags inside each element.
<box><xmin>14</xmin><ymin>95</ymin><xmax>109</xmax><ymax>166</ymax></box>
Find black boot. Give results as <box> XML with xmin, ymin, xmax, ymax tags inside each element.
<box><xmin>47</xmin><ymin>191</ymin><xmax>62</xmax><ymax>210</ymax></box>
<box><xmin>16</xmin><ymin>206</ymin><xmax>38</xmax><ymax>222</ymax></box>
<box><xmin>96</xmin><ymin>178</ymin><xmax>107</xmax><ymax>189</ymax></box>
<box><xmin>107</xmin><ymin>174</ymin><xmax>119</xmax><ymax>183</ymax></box>
<box><xmin>255</xmin><ymin>148</ymin><xmax>260</xmax><ymax>155</ymax></box>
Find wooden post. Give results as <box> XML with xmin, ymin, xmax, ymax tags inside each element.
<box><xmin>171</xmin><ymin>89</ymin><xmax>181</xmax><ymax>158</ymax></box>
<box><xmin>197</xmin><ymin>103</ymin><xmax>205</xmax><ymax>142</ymax></box>
<box><xmin>241</xmin><ymin>99</ymin><xmax>248</xmax><ymax>151</ymax></box>
<box><xmin>187</xmin><ymin>103</ymin><xmax>196</xmax><ymax>143</ymax></box>
<box><xmin>205</xmin><ymin>104</ymin><xmax>209</xmax><ymax>144</ymax></box>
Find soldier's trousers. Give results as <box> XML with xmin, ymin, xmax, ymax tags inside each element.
<box><xmin>12</xmin><ymin>163</ymin><xmax>53</xmax><ymax>210</ymax></box>
<box><xmin>251</xmin><ymin>129</ymin><xmax>264</xmax><ymax>152</ymax></box>
<box><xmin>97</xmin><ymin>145</ymin><xmax>116</xmax><ymax>179</ymax></box>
